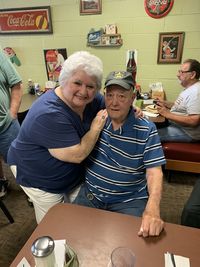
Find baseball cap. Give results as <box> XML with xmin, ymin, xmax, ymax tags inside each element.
<box><xmin>104</xmin><ymin>71</ymin><xmax>134</xmax><ymax>90</ymax></box>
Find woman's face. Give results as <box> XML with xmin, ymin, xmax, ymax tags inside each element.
<box><xmin>62</xmin><ymin>70</ymin><xmax>98</xmax><ymax>110</ymax></box>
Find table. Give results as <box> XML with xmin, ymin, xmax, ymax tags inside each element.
<box><xmin>141</xmin><ymin>99</ymin><xmax>166</xmax><ymax>125</ymax></box>
<box><xmin>10</xmin><ymin>203</ymin><xmax>200</xmax><ymax>267</ymax></box>
<box><xmin>149</xmin><ymin>114</ymin><xmax>165</xmax><ymax>124</ymax></box>
<box><xmin>19</xmin><ymin>93</ymin><xmax>38</xmax><ymax>113</ymax></box>
<box><xmin>18</xmin><ymin>93</ymin><xmax>38</xmax><ymax>124</ymax></box>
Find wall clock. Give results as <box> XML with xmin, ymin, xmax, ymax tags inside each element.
<box><xmin>144</xmin><ymin>0</ymin><xmax>174</xmax><ymax>19</ymax></box>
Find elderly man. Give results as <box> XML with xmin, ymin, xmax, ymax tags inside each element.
<box><xmin>156</xmin><ymin>59</ymin><xmax>200</xmax><ymax>142</ymax></box>
<box><xmin>74</xmin><ymin>71</ymin><xmax>166</xmax><ymax>237</ymax></box>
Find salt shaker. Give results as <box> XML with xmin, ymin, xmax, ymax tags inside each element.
<box><xmin>31</xmin><ymin>236</ymin><xmax>56</xmax><ymax>267</ymax></box>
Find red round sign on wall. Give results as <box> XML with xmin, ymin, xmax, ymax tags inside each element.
<box><xmin>144</xmin><ymin>0</ymin><xmax>174</xmax><ymax>19</ymax></box>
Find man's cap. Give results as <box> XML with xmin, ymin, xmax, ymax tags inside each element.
<box><xmin>105</xmin><ymin>71</ymin><xmax>134</xmax><ymax>90</ymax></box>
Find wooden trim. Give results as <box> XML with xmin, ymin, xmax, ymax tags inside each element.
<box><xmin>165</xmin><ymin>159</ymin><xmax>200</xmax><ymax>173</ymax></box>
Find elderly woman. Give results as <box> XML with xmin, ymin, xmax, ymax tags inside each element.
<box><xmin>7</xmin><ymin>51</ymin><xmax>107</xmax><ymax>223</ymax></box>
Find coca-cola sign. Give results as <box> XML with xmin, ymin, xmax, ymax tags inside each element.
<box><xmin>0</xmin><ymin>6</ymin><xmax>52</xmax><ymax>34</ymax></box>
<box><xmin>144</xmin><ymin>0</ymin><xmax>174</xmax><ymax>19</ymax></box>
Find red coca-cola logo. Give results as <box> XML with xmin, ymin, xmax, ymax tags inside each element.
<box><xmin>0</xmin><ymin>8</ymin><xmax>51</xmax><ymax>33</ymax></box>
<box><xmin>7</xmin><ymin>14</ymin><xmax>35</xmax><ymax>27</ymax></box>
<box><xmin>144</xmin><ymin>0</ymin><xmax>174</xmax><ymax>19</ymax></box>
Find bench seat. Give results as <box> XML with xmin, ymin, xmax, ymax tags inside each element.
<box><xmin>162</xmin><ymin>142</ymin><xmax>200</xmax><ymax>174</ymax></box>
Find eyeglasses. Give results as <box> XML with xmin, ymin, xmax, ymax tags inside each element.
<box><xmin>178</xmin><ymin>70</ymin><xmax>192</xmax><ymax>74</ymax></box>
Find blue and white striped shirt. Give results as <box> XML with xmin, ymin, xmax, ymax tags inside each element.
<box><xmin>85</xmin><ymin>109</ymin><xmax>166</xmax><ymax>203</ymax></box>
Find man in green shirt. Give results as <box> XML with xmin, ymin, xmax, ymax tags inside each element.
<box><xmin>0</xmin><ymin>50</ymin><xmax>22</xmax><ymax>197</ymax></box>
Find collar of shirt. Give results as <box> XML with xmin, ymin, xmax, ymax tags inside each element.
<box><xmin>105</xmin><ymin>108</ymin><xmax>136</xmax><ymax>135</ymax></box>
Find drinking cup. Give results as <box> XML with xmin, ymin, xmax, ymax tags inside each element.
<box><xmin>110</xmin><ymin>247</ymin><xmax>135</xmax><ymax>267</ymax></box>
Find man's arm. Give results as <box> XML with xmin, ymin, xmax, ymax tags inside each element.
<box><xmin>138</xmin><ymin>166</ymin><xmax>164</xmax><ymax>237</ymax></box>
<box><xmin>10</xmin><ymin>82</ymin><xmax>23</xmax><ymax>119</ymax></box>
<box><xmin>49</xmin><ymin>109</ymin><xmax>107</xmax><ymax>164</ymax></box>
<box><xmin>157</xmin><ymin>105</ymin><xmax>200</xmax><ymax>126</ymax></box>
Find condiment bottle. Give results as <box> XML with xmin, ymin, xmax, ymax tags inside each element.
<box><xmin>31</xmin><ymin>236</ymin><xmax>56</xmax><ymax>267</ymax></box>
<box><xmin>126</xmin><ymin>50</ymin><xmax>137</xmax><ymax>85</ymax></box>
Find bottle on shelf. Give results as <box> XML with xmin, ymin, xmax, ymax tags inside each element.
<box><xmin>126</xmin><ymin>50</ymin><xmax>137</xmax><ymax>85</ymax></box>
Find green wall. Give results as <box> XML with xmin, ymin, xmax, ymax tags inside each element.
<box><xmin>0</xmin><ymin>0</ymin><xmax>200</xmax><ymax>101</ymax></box>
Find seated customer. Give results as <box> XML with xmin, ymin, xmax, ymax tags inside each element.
<box><xmin>74</xmin><ymin>71</ymin><xmax>166</xmax><ymax>237</ymax></box>
<box><xmin>156</xmin><ymin>59</ymin><xmax>200</xmax><ymax>142</ymax></box>
<box><xmin>181</xmin><ymin>178</ymin><xmax>200</xmax><ymax>228</ymax></box>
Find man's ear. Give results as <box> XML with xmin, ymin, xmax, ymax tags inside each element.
<box><xmin>132</xmin><ymin>92</ymin><xmax>136</xmax><ymax>102</ymax></box>
<box><xmin>191</xmin><ymin>71</ymin><xmax>197</xmax><ymax>80</ymax></box>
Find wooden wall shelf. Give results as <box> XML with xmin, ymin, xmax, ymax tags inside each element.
<box><xmin>87</xmin><ymin>33</ymin><xmax>123</xmax><ymax>48</ymax></box>
<box><xmin>88</xmin><ymin>43</ymin><xmax>122</xmax><ymax>47</ymax></box>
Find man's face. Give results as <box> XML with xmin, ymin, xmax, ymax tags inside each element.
<box><xmin>177</xmin><ymin>62</ymin><xmax>194</xmax><ymax>88</ymax></box>
<box><xmin>105</xmin><ymin>85</ymin><xmax>135</xmax><ymax>124</ymax></box>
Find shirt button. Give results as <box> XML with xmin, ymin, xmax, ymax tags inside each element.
<box><xmin>87</xmin><ymin>193</ymin><xmax>94</xmax><ymax>200</ymax></box>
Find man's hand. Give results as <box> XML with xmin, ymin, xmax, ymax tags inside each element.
<box><xmin>138</xmin><ymin>212</ymin><xmax>164</xmax><ymax>237</ymax></box>
<box><xmin>156</xmin><ymin>99</ymin><xmax>174</xmax><ymax>109</ymax></box>
<box><xmin>156</xmin><ymin>105</ymin><xmax>171</xmax><ymax>118</ymax></box>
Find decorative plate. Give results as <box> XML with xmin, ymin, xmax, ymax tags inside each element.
<box><xmin>144</xmin><ymin>0</ymin><xmax>174</xmax><ymax>19</ymax></box>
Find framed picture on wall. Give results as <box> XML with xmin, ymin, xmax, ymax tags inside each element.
<box><xmin>157</xmin><ymin>32</ymin><xmax>185</xmax><ymax>64</ymax></box>
<box><xmin>87</xmin><ymin>30</ymin><xmax>101</xmax><ymax>45</ymax></box>
<box><xmin>44</xmin><ymin>48</ymin><xmax>67</xmax><ymax>82</ymax></box>
<box><xmin>80</xmin><ymin>0</ymin><xmax>102</xmax><ymax>15</ymax></box>
<box><xmin>0</xmin><ymin>6</ymin><xmax>53</xmax><ymax>34</ymax></box>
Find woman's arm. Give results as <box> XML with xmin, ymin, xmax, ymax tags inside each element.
<box><xmin>49</xmin><ymin>109</ymin><xmax>107</xmax><ymax>163</ymax></box>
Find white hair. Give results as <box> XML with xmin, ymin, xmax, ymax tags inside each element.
<box><xmin>59</xmin><ymin>51</ymin><xmax>103</xmax><ymax>90</ymax></box>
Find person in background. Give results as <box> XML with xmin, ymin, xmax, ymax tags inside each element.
<box><xmin>7</xmin><ymin>51</ymin><xmax>108</xmax><ymax>223</ymax></box>
<box><xmin>181</xmin><ymin>178</ymin><xmax>200</xmax><ymax>229</ymax></box>
<box><xmin>0</xmin><ymin>50</ymin><xmax>23</xmax><ymax>198</ymax></box>
<box><xmin>74</xmin><ymin>71</ymin><xmax>166</xmax><ymax>238</ymax></box>
<box><xmin>156</xmin><ymin>59</ymin><xmax>200</xmax><ymax>142</ymax></box>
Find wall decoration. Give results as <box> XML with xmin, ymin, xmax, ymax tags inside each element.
<box><xmin>87</xmin><ymin>27</ymin><xmax>123</xmax><ymax>47</ymax></box>
<box><xmin>105</xmin><ymin>24</ymin><xmax>117</xmax><ymax>35</ymax></box>
<box><xmin>157</xmin><ymin>32</ymin><xmax>185</xmax><ymax>64</ymax></box>
<box><xmin>0</xmin><ymin>6</ymin><xmax>52</xmax><ymax>34</ymax></box>
<box><xmin>3</xmin><ymin>47</ymin><xmax>21</xmax><ymax>66</ymax></box>
<box><xmin>44</xmin><ymin>48</ymin><xmax>67</xmax><ymax>82</ymax></box>
<box><xmin>144</xmin><ymin>0</ymin><xmax>174</xmax><ymax>19</ymax></box>
<box><xmin>80</xmin><ymin>0</ymin><xmax>102</xmax><ymax>15</ymax></box>
<box><xmin>88</xmin><ymin>30</ymin><xmax>102</xmax><ymax>44</ymax></box>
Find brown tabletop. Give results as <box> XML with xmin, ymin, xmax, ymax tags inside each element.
<box><xmin>10</xmin><ymin>203</ymin><xmax>200</xmax><ymax>267</ymax></box>
<box><xmin>149</xmin><ymin>114</ymin><xmax>165</xmax><ymax>123</ymax></box>
<box><xmin>18</xmin><ymin>93</ymin><xmax>38</xmax><ymax>113</ymax></box>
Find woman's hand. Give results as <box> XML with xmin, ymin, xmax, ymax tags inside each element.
<box><xmin>134</xmin><ymin>106</ymin><xmax>143</xmax><ymax>118</ymax></box>
<box><xmin>90</xmin><ymin>109</ymin><xmax>108</xmax><ymax>133</ymax></box>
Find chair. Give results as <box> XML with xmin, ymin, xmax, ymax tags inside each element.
<box><xmin>0</xmin><ymin>159</ymin><xmax>14</xmax><ymax>223</ymax></box>
<box><xmin>162</xmin><ymin>142</ymin><xmax>200</xmax><ymax>181</ymax></box>
<box><xmin>0</xmin><ymin>199</ymin><xmax>14</xmax><ymax>223</ymax></box>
